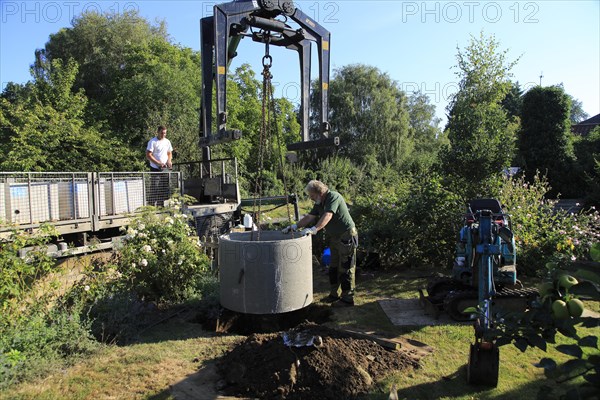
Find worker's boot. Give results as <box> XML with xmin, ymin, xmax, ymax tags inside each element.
<box><xmin>321</xmin><ymin>266</ymin><xmax>341</xmax><ymax>303</ymax></box>
<box><xmin>332</xmin><ymin>298</ymin><xmax>354</xmax><ymax>307</ymax></box>
<box><xmin>320</xmin><ymin>294</ymin><xmax>340</xmax><ymax>303</ymax></box>
<box><xmin>337</xmin><ymin>265</ymin><xmax>355</xmax><ymax>306</ymax></box>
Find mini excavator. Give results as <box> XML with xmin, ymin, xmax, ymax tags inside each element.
<box><xmin>420</xmin><ymin>199</ymin><xmax>537</xmax><ymax>386</ymax></box>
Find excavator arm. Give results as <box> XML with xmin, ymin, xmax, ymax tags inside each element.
<box><xmin>199</xmin><ymin>0</ymin><xmax>337</xmax><ymax>160</ymax></box>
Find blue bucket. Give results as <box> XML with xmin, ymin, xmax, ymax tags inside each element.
<box><xmin>321</xmin><ymin>247</ymin><xmax>331</xmax><ymax>266</ymax></box>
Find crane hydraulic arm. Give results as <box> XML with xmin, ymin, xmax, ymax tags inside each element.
<box><xmin>199</xmin><ymin>0</ymin><xmax>337</xmax><ymax>160</ymax></box>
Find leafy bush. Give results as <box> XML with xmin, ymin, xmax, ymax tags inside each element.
<box><xmin>0</xmin><ymin>303</ymin><xmax>99</xmax><ymax>389</ymax></box>
<box><xmin>498</xmin><ymin>173</ymin><xmax>600</xmax><ymax>275</ymax></box>
<box><xmin>0</xmin><ymin>225</ymin><xmax>100</xmax><ymax>389</ymax></box>
<box><xmin>315</xmin><ymin>156</ymin><xmax>364</xmax><ymax>200</ymax></box>
<box><xmin>354</xmin><ymin>171</ymin><xmax>462</xmax><ymax>268</ymax></box>
<box><xmin>0</xmin><ymin>224</ymin><xmax>57</xmax><ymax>315</ymax></box>
<box><xmin>59</xmin><ymin>263</ymin><xmax>147</xmax><ymax>344</ymax></box>
<box><xmin>0</xmin><ymin>224</ymin><xmax>98</xmax><ymax>388</ymax></box>
<box><xmin>282</xmin><ymin>162</ymin><xmax>310</xmax><ymax>197</ymax></box>
<box><xmin>115</xmin><ymin>197</ymin><xmax>211</xmax><ymax>304</ymax></box>
<box><xmin>492</xmin><ymin>255</ymin><xmax>600</xmax><ymax>399</ymax></box>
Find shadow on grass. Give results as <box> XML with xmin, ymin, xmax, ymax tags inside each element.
<box><xmin>145</xmin><ymin>360</ymin><xmax>232</xmax><ymax>400</ymax></box>
<box><xmin>385</xmin><ymin>364</ymin><xmax>489</xmax><ymax>400</ymax></box>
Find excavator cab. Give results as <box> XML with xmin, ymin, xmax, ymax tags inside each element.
<box><xmin>455</xmin><ymin>199</ymin><xmax>516</xmax><ymax>287</ymax></box>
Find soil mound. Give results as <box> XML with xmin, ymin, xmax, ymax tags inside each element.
<box><xmin>217</xmin><ymin>323</ymin><xmax>421</xmax><ymax>399</ymax></box>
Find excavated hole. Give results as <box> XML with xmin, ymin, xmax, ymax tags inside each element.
<box><xmin>199</xmin><ymin>303</ymin><xmax>333</xmax><ymax>334</ymax></box>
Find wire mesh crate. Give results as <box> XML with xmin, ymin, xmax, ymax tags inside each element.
<box><xmin>0</xmin><ymin>172</ymin><xmax>92</xmax><ymax>228</ymax></box>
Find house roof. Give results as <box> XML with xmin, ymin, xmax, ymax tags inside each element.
<box><xmin>572</xmin><ymin>113</ymin><xmax>600</xmax><ymax>136</ymax></box>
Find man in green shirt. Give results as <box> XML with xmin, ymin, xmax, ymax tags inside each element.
<box><xmin>282</xmin><ymin>180</ymin><xmax>358</xmax><ymax>307</ymax></box>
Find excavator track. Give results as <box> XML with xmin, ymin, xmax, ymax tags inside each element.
<box><xmin>427</xmin><ymin>278</ymin><xmax>469</xmax><ymax>301</ymax></box>
<box><xmin>443</xmin><ymin>287</ymin><xmax>539</xmax><ymax>321</ymax></box>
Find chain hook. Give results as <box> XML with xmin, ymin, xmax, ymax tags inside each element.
<box><xmin>262</xmin><ymin>34</ymin><xmax>272</xmax><ymax>69</ymax></box>
<box><xmin>262</xmin><ymin>54</ymin><xmax>272</xmax><ymax>69</ymax></box>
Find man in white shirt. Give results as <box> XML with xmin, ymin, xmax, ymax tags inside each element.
<box><xmin>146</xmin><ymin>126</ymin><xmax>173</xmax><ymax>171</ymax></box>
<box><xmin>146</xmin><ymin>126</ymin><xmax>173</xmax><ymax>206</ymax></box>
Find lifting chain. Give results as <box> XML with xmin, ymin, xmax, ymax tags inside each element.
<box><xmin>251</xmin><ymin>37</ymin><xmax>294</xmax><ymax>240</ymax></box>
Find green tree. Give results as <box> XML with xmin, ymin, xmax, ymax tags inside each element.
<box><xmin>210</xmin><ymin>64</ymin><xmax>302</xmax><ymax>196</ymax></box>
<box><xmin>568</xmin><ymin>95</ymin><xmax>589</xmax><ymax>124</ymax></box>
<box><xmin>442</xmin><ymin>33</ymin><xmax>519</xmax><ymax>198</ymax></box>
<box><xmin>325</xmin><ymin>64</ymin><xmax>412</xmax><ymax>169</ymax></box>
<box><xmin>519</xmin><ymin>85</ymin><xmax>580</xmax><ymax>197</ymax></box>
<box><xmin>0</xmin><ymin>59</ymin><xmax>141</xmax><ymax>172</ymax></box>
<box><xmin>406</xmin><ymin>91</ymin><xmax>446</xmax><ymax>172</ymax></box>
<box><xmin>39</xmin><ymin>10</ymin><xmax>202</xmax><ymax>163</ymax></box>
<box><xmin>574</xmin><ymin>126</ymin><xmax>600</xmax><ymax>206</ymax></box>
<box><xmin>501</xmin><ymin>81</ymin><xmax>524</xmax><ymax>119</ymax></box>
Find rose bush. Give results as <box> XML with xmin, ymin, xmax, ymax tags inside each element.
<box><xmin>116</xmin><ymin>197</ymin><xmax>211</xmax><ymax>304</ymax></box>
<box><xmin>498</xmin><ymin>173</ymin><xmax>600</xmax><ymax>276</ymax></box>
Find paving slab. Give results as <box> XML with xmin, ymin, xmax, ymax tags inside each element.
<box><xmin>378</xmin><ymin>298</ymin><xmax>469</xmax><ymax>326</ymax></box>
<box><xmin>378</xmin><ymin>298</ymin><xmax>600</xmax><ymax>327</ymax></box>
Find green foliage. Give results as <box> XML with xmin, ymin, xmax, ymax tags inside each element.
<box><xmin>0</xmin><ymin>197</ymin><xmax>217</xmax><ymax>388</ymax></box>
<box><xmin>498</xmin><ymin>173</ymin><xmax>600</xmax><ymax>275</ymax></box>
<box><xmin>115</xmin><ymin>198</ymin><xmax>211</xmax><ymax>303</ymax></box>
<box><xmin>590</xmin><ymin>243</ymin><xmax>600</xmax><ymax>263</ymax></box>
<box><xmin>501</xmin><ymin>81</ymin><xmax>524</xmax><ymax>119</ymax></box>
<box><xmin>574</xmin><ymin>126</ymin><xmax>600</xmax><ymax>207</ymax></box>
<box><xmin>324</xmin><ymin>64</ymin><xmax>412</xmax><ymax>167</ymax></box>
<box><xmin>493</xmin><ymin>261</ymin><xmax>600</xmax><ymax>399</ymax></box>
<box><xmin>281</xmin><ymin>162</ymin><xmax>310</xmax><ymax>198</ymax></box>
<box><xmin>0</xmin><ymin>226</ymin><xmax>99</xmax><ymax>389</ymax></box>
<box><xmin>35</xmin><ymin>10</ymin><xmax>202</xmax><ymax>165</ymax></box>
<box><xmin>214</xmin><ymin>65</ymin><xmax>303</xmax><ymax>198</ymax></box>
<box><xmin>0</xmin><ymin>224</ymin><xmax>58</xmax><ymax>314</ymax></box>
<box><xmin>568</xmin><ymin>95</ymin><xmax>589</xmax><ymax>124</ymax></box>
<box><xmin>0</xmin><ymin>302</ymin><xmax>99</xmax><ymax>389</ymax></box>
<box><xmin>519</xmin><ymin>85</ymin><xmax>580</xmax><ymax>197</ymax></box>
<box><xmin>0</xmin><ymin>59</ymin><xmax>142</xmax><ymax>172</ymax></box>
<box><xmin>354</xmin><ymin>172</ymin><xmax>462</xmax><ymax>268</ymax></box>
<box><xmin>315</xmin><ymin>156</ymin><xmax>364</xmax><ymax>200</ymax></box>
<box><xmin>443</xmin><ymin>32</ymin><xmax>519</xmax><ymax>197</ymax></box>
<box><xmin>252</xmin><ymin>169</ymin><xmax>285</xmax><ymax>197</ymax></box>
<box><xmin>405</xmin><ymin>91</ymin><xmax>447</xmax><ymax>173</ymax></box>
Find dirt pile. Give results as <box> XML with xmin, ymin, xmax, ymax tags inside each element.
<box><xmin>217</xmin><ymin>323</ymin><xmax>422</xmax><ymax>400</ymax></box>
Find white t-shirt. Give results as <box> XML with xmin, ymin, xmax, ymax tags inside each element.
<box><xmin>146</xmin><ymin>137</ymin><xmax>173</xmax><ymax>169</ymax></box>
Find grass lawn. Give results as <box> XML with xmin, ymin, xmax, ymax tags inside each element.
<box><xmin>2</xmin><ymin>264</ymin><xmax>596</xmax><ymax>400</ymax></box>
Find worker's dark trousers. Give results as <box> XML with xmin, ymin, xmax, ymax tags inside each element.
<box><xmin>328</xmin><ymin>228</ymin><xmax>358</xmax><ymax>303</ymax></box>
<box><xmin>148</xmin><ymin>167</ymin><xmax>170</xmax><ymax>206</ymax></box>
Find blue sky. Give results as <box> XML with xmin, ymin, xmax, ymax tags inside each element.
<box><xmin>1</xmin><ymin>0</ymin><xmax>599</xmax><ymax>126</ymax></box>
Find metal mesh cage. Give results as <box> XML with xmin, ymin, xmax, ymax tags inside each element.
<box><xmin>97</xmin><ymin>172</ymin><xmax>181</xmax><ymax>215</ymax></box>
<box><xmin>0</xmin><ymin>172</ymin><xmax>91</xmax><ymax>226</ymax></box>
<box><xmin>1</xmin><ymin>171</ymin><xmax>182</xmax><ymax>235</ymax></box>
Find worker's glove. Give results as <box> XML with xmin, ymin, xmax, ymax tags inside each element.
<box><xmin>281</xmin><ymin>224</ymin><xmax>297</xmax><ymax>234</ymax></box>
<box><xmin>301</xmin><ymin>227</ymin><xmax>318</xmax><ymax>236</ymax></box>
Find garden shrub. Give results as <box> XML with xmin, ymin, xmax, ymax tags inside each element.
<box><xmin>115</xmin><ymin>196</ymin><xmax>211</xmax><ymax>304</ymax></box>
<box><xmin>354</xmin><ymin>171</ymin><xmax>462</xmax><ymax>268</ymax></box>
<box><xmin>0</xmin><ymin>224</ymin><xmax>58</xmax><ymax>315</ymax></box>
<box><xmin>0</xmin><ymin>303</ymin><xmax>98</xmax><ymax>389</ymax></box>
<box><xmin>0</xmin><ymin>225</ymin><xmax>100</xmax><ymax>389</ymax></box>
<box><xmin>281</xmin><ymin>162</ymin><xmax>310</xmax><ymax>198</ymax></box>
<box><xmin>315</xmin><ymin>156</ymin><xmax>364</xmax><ymax>200</ymax></box>
<box><xmin>498</xmin><ymin>173</ymin><xmax>600</xmax><ymax>276</ymax></box>
<box><xmin>1</xmin><ymin>196</ymin><xmax>216</xmax><ymax>388</ymax></box>
<box><xmin>61</xmin><ymin>264</ymin><xmax>147</xmax><ymax>344</ymax></box>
